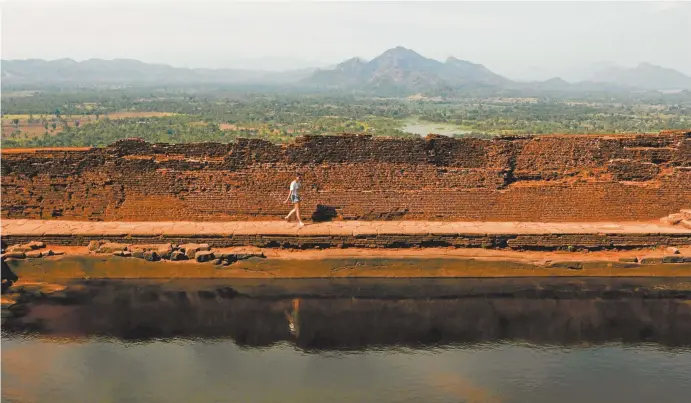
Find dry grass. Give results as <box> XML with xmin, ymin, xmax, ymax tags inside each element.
<box><xmin>219</xmin><ymin>123</ymin><xmax>253</xmax><ymax>131</ymax></box>
<box><xmin>105</xmin><ymin>111</ymin><xmax>176</xmax><ymax>119</ymax></box>
<box><xmin>1</xmin><ymin>111</ymin><xmax>177</xmax><ymax>139</ymax></box>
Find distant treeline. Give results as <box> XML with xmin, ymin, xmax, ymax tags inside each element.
<box><xmin>2</xmin><ymin>87</ymin><xmax>690</xmax><ymax>148</ymax></box>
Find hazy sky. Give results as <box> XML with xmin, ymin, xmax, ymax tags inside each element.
<box><xmin>2</xmin><ymin>0</ymin><xmax>691</xmax><ymax>79</ymax></box>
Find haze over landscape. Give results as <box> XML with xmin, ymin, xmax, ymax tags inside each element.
<box><xmin>2</xmin><ymin>1</ymin><xmax>691</xmax><ymax>149</ymax></box>
<box><xmin>3</xmin><ymin>0</ymin><xmax>691</xmax><ymax>81</ymax></box>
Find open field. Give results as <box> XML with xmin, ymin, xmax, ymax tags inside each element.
<box><xmin>1</xmin><ymin>111</ymin><xmax>177</xmax><ymax>140</ymax></box>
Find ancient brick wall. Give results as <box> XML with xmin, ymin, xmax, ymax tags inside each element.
<box><xmin>1</xmin><ymin>131</ymin><xmax>690</xmax><ymax>222</ymax></box>
<box><xmin>4</xmin><ymin>232</ymin><xmax>691</xmax><ymax>250</ymax></box>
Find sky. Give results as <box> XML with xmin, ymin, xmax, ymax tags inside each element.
<box><xmin>2</xmin><ymin>0</ymin><xmax>691</xmax><ymax>80</ymax></box>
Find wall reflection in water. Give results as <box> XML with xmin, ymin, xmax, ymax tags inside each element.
<box><xmin>4</xmin><ymin>278</ymin><xmax>691</xmax><ymax>349</ymax></box>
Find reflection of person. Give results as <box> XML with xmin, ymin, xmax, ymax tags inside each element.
<box><xmin>283</xmin><ymin>172</ymin><xmax>305</xmax><ymax>227</ymax></box>
<box><xmin>284</xmin><ymin>298</ymin><xmax>300</xmax><ymax>337</ymax></box>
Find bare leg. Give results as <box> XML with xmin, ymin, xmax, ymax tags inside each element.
<box><xmin>285</xmin><ymin>207</ymin><xmax>297</xmax><ymax>221</ymax></box>
<box><xmin>295</xmin><ymin>202</ymin><xmax>304</xmax><ymax>226</ymax></box>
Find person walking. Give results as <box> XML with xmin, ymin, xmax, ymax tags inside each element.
<box><xmin>284</xmin><ymin>172</ymin><xmax>305</xmax><ymax>227</ymax></box>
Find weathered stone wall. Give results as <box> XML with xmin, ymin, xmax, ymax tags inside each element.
<box><xmin>3</xmin><ymin>232</ymin><xmax>690</xmax><ymax>250</ymax></box>
<box><xmin>2</xmin><ymin>131</ymin><xmax>690</xmax><ymax>222</ymax></box>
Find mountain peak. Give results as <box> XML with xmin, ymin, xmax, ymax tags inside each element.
<box><xmin>379</xmin><ymin>46</ymin><xmax>424</xmax><ymax>59</ymax></box>
<box><xmin>637</xmin><ymin>62</ymin><xmax>659</xmax><ymax>69</ymax></box>
<box><xmin>304</xmin><ymin>47</ymin><xmax>510</xmax><ymax>93</ymax></box>
<box><xmin>53</xmin><ymin>58</ymin><xmax>77</xmax><ymax>64</ymax></box>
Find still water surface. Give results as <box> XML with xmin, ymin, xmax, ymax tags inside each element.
<box><xmin>402</xmin><ymin>119</ymin><xmax>472</xmax><ymax>137</ymax></box>
<box><xmin>3</xmin><ymin>278</ymin><xmax>691</xmax><ymax>403</ymax></box>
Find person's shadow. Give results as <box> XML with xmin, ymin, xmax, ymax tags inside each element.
<box><xmin>311</xmin><ymin>204</ymin><xmax>339</xmax><ymax>222</ymax></box>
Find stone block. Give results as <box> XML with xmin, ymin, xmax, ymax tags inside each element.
<box><xmin>195</xmin><ymin>251</ymin><xmax>215</xmax><ymax>262</ymax></box>
<box><xmin>666</xmin><ymin>247</ymin><xmax>681</xmax><ymax>255</ymax></box>
<box><xmin>170</xmin><ymin>251</ymin><xmax>187</xmax><ymax>261</ymax></box>
<box><xmin>26</xmin><ymin>241</ymin><xmax>45</xmax><ymax>250</ymax></box>
<box><xmin>681</xmin><ymin>220</ymin><xmax>691</xmax><ymax>230</ymax></box>
<box><xmin>25</xmin><ymin>251</ymin><xmax>43</xmax><ymax>258</ymax></box>
<box><xmin>179</xmin><ymin>243</ymin><xmax>211</xmax><ymax>259</ymax></box>
<box><xmin>661</xmin><ymin>213</ymin><xmax>686</xmax><ymax>225</ymax></box>
<box><xmin>112</xmin><ymin>251</ymin><xmax>132</xmax><ymax>257</ymax></box>
<box><xmin>7</xmin><ymin>245</ymin><xmax>31</xmax><ymax>253</ymax></box>
<box><xmin>143</xmin><ymin>251</ymin><xmax>160</xmax><ymax>262</ymax></box>
<box><xmin>662</xmin><ymin>255</ymin><xmax>685</xmax><ymax>263</ymax></box>
<box><xmin>87</xmin><ymin>240</ymin><xmax>102</xmax><ymax>251</ymax></box>
<box><xmin>179</xmin><ymin>243</ymin><xmax>211</xmax><ymax>252</ymax></box>
<box><xmin>3</xmin><ymin>252</ymin><xmax>25</xmax><ymax>259</ymax></box>
<box><xmin>157</xmin><ymin>244</ymin><xmax>173</xmax><ymax>260</ymax></box>
<box><xmin>640</xmin><ymin>257</ymin><xmax>663</xmax><ymax>265</ymax></box>
<box><xmin>618</xmin><ymin>257</ymin><xmax>638</xmax><ymax>263</ymax></box>
<box><xmin>8</xmin><ymin>241</ymin><xmax>44</xmax><ymax>252</ymax></box>
<box><xmin>131</xmin><ymin>243</ymin><xmax>173</xmax><ymax>253</ymax></box>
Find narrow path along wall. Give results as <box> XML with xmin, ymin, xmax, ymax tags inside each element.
<box><xmin>2</xmin><ymin>131</ymin><xmax>690</xmax><ymax>222</ymax></box>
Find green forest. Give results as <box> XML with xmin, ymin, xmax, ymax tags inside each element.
<box><xmin>2</xmin><ymin>87</ymin><xmax>690</xmax><ymax>148</ymax></box>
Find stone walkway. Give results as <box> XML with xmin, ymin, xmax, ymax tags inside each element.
<box><xmin>2</xmin><ymin>219</ymin><xmax>690</xmax><ymax>237</ymax></box>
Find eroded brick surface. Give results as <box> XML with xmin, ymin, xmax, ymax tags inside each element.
<box><xmin>2</xmin><ymin>132</ymin><xmax>690</xmax><ymax>222</ymax></box>
<box><xmin>3</xmin><ymin>233</ymin><xmax>691</xmax><ymax>251</ymax></box>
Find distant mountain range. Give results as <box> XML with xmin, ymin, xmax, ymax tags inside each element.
<box><xmin>3</xmin><ymin>48</ymin><xmax>691</xmax><ymax>94</ymax></box>
<box><xmin>306</xmin><ymin>47</ymin><xmax>691</xmax><ymax>93</ymax></box>
<box><xmin>0</xmin><ymin>58</ymin><xmax>315</xmax><ymax>86</ymax></box>
<box><xmin>588</xmin><ymin>62</ymin><xmax>691</xmax><ymax>90</ymax></box>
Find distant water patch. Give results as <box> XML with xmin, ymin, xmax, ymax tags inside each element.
<box><xmin>402</xmin><ymin>119</ymin><xmax>472</xmax><ymax>137</ymax></box>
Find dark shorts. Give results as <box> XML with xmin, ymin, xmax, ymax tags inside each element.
<box><xmin>290</xmin><ymin>194</ymin><xmax>301</xmax><ymax>203</ymax></box>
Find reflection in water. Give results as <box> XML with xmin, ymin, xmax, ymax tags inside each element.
<box><xmin>1</xmin><ymin>259</ymin><xmax>19</xmax><ymax>292</ymax></box>
<box><xmin>433</xmin><ymin>372</ymin><xmax>503</xmax><ymax>403</ymax></box>
<box><xmin>285</xmin><ymin>298</ymin><xmax>301</xmax><ymax>338</ymax></box>
<box><xmin>3</xmin><ymin>279</ymin><xmax>691</xmax><ymax>403</ymax></box>
<box><xmin>4</xmin><ymin>278</ymin><xmax>691</xmax><ymax>348</ymax></box>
